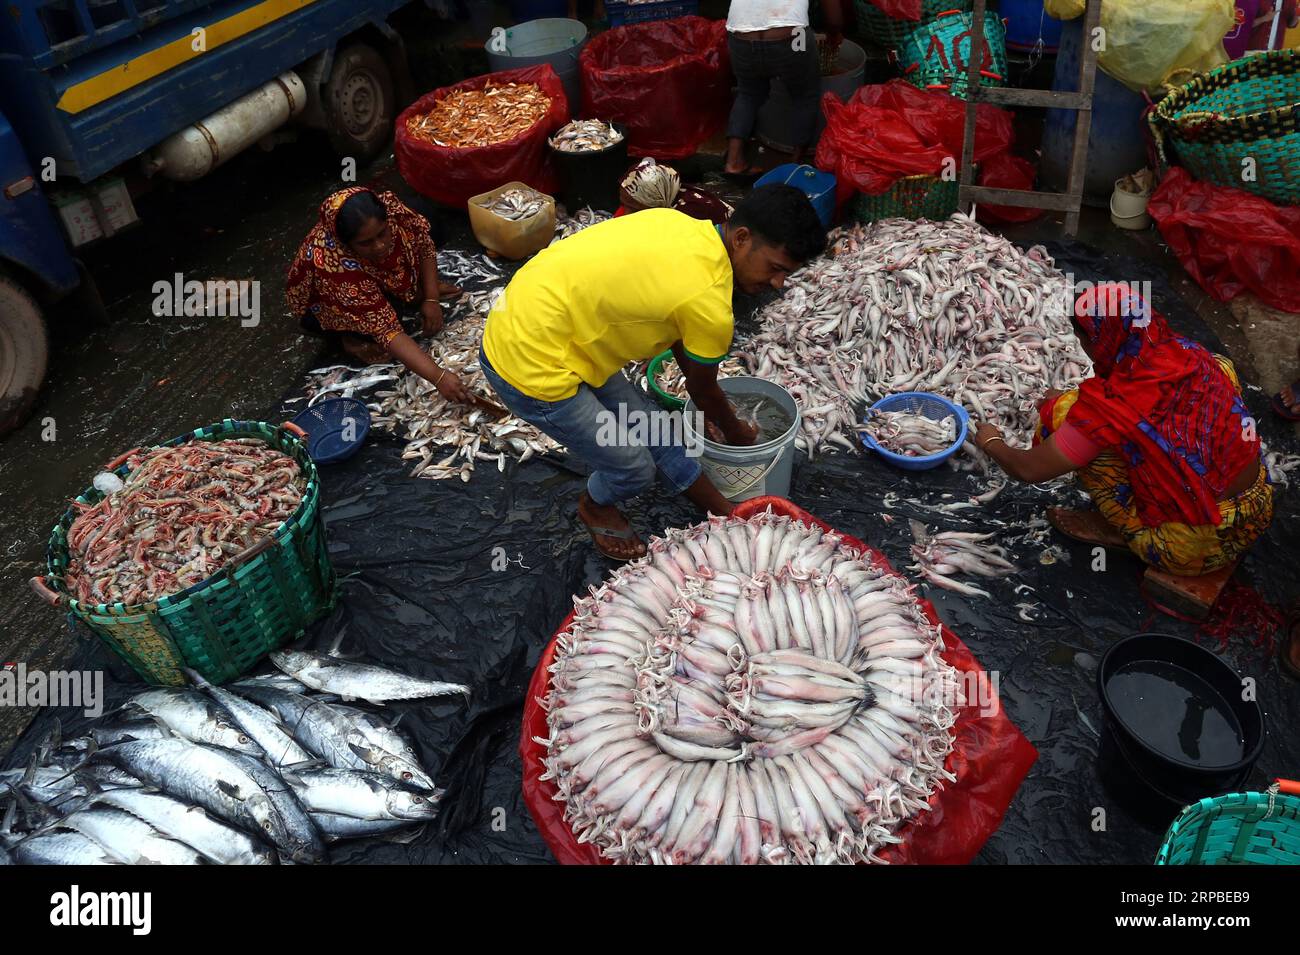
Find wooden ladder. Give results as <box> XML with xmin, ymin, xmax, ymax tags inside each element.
<box><xmin>957</xmin><ymin>0</ymin><xmax>1102</xmax><ymax>235</ymax></box>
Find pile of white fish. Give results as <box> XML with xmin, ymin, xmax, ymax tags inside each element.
<box><xmin>909</xmin><ymin>521</ymin><xmax>1018</xmax><ymax>599</ymax></box>
<box><xmin>537</xmin><ymin>510</ymin><xmax>962</xmax><ymax>865</ymax></box>
<box><xmin>553</xmin><ymin>206</ymin><xmax>610</xmax><ymax>242</ymax></box>
<box><xmin>436</xmin><ymin>248</ymin><xmax>503</xmax><ymax>287</ymax></box>
<box><xmin>549</xmin><ymin>120</ymin><xmax>623</xmax><ymax>153</ymax></box>
<box><xmin>476</xmin><ymin>187</ymin><xmax>546</xmax><ymax>221</ymax></box>
<box><xmin>861</xmin><ymin>409</ymin><xmax>957</xmax><ymax>457</ymax></box>
<box><xmin>0</xmin><ymin>652</ymin><xmax>468</xmax><ymax>864</ymax></box>
<box><xmin>734</xmin><ymin>213</ymin><xmax>1092</xmax><ymax>462</ymax></box>
<box><xmin>1264</xmin><ymin>448</ymin><xmax>1300</xmax><ymax>488</ymax></box>
<box><xmin>302</xmin><ymin>303</ymin><xmax>562</xmax><ymax>481</ymax></box>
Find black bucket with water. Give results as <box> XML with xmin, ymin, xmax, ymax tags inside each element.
<box><xmin>1098</xmin><ymin>633</ymin><xmax>1266</xmax><ymax>811</ymax></box>
<box><xmin>549</xmin><ymin>123</ymin><xmax>628</xmax><ymax>213</ymax></box>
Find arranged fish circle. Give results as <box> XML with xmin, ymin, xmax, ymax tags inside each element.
<box><xmin>538</xmin><ymin>509</ymin><xmax>963</xmax><ymax>865</ymax></box>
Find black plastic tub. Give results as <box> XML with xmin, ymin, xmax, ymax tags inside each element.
<box><xmin>1098</xmin><ymin>633</ymin><xmax>1266</xmax><ymax>806</ymax></box>
<box><xmin>549</xmin><ymin>123</ymin><xmax>628</xmax><ymax>213</ymax></box>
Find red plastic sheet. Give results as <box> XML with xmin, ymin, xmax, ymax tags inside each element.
<box><xmin>1147</xmin><ymin>167</ymin><xmax>1300</xmax><ymax>315</ymax></box>
<box><xmin>394</xmin><ymin>64</ymin><xmax>571</xmax><ymax>208</ymax></box>
<box><xmin>579</xmin><ymin>17</ymin><xmax>731</xmax><ymax>160</ymax></box>
<box><xmin>815</xmin><ymin>80</ymin><xmax>1015</xmax><ymax>203</ymax></box>
<box><xmin>519</xmin><ymin>495</ymin><xmax>1038</xmax><ymax>865</ymax></box>
<box><xmin>976</xmin><ymin>152</ymin><xmax>1044</xmax><ymax>225</ymax></box>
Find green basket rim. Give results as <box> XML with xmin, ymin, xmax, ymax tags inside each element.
<box><xmin>45</xmin><ymin>419</ymin><xmax>319</xmax><ymax>617</ymax></box>
<box><xmin>1154</xmin><ymin>49</ymin><xmax>1299</xmax><ymax>129</ymax></box>
<box><xmin>1156</xmin><ymin>787</ymin><xmax>1300</xmax><ymax>864</ymax></box>
<box><xmin>646</xmin><ymin>350</ymin><xmax>686</xmax><ymax>411</ymax></box>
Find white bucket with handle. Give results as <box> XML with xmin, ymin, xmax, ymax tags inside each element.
<box><xmin>683</xmin><ymin>377</ymin><xmax>800</xmax><ymax>503</ymax></box>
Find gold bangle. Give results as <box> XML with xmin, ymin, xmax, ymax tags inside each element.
<box><xmin>434</xmin><ymin>369</ymin><xmax>445</xmax><ymax>387</ymax></box>
<box><xmin>980</xmin><ymin>436</ymin><xmax>1006</xmax><ymax>450</ymax></box>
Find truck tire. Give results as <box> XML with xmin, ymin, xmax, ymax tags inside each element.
<box><xmin>0</xmin><ymin>276</ymin><xmax>49</xmax><ymax>439</ymax></box>
<box><xmin>323</xmin><ymin>43</ymin><xmax>396</xmax><ymax>162</ymax></box>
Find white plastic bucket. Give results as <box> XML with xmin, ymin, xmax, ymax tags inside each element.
<box><xmin>683</xmin><ymin>377</ymin><xmax>800</xmax><ymax>503</ymax></box>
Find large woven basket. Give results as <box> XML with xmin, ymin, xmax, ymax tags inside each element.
<box><xmin>33</xmin><ymin>419</ymin><xmax>337</xmax><ymax>686</ymax></box>
<box><xmin>848</xmin><ymin>173</ymin><xmax>961</xmax><ymax>223</ymax></box>
<box><xmin>1150</xmin><ymin>49</ymin><xmax>1300</xmax><ymax>206</ymax></box>
<box><xmin>898</xmin><ymin>10</ymin><xmax>1008</xmax><ymax>100</ymax></box>
<box><xmin>1156</xmin><ymin>780</ymin><xmax>1300</xmax><ymax>865</ymax></box>
<box><xmin>854</xmin><ymin>0</ymin><xmax>973</xmax><ymax>52</ymax></box>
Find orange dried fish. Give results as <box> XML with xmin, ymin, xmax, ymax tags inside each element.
<box><xmin>406</xmin><ymin>83</ymin><xmax>552</xmax><ymax>148</ymax></box>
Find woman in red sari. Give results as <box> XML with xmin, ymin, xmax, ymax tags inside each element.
<box><xmin>973</xmin><ymin>283</ymin><xmax>1273</xmax><ymax>577</ymax></box>
<box><xmin>286</xmin><ymin>187</ymin><xmax>472</xmax><ymax>403</ymax></box>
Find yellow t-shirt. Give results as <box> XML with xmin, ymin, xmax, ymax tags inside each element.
<box><xmin>482</xmin><ymin>208</ymin><xmax>734</xmax><ymax>401</ymax></box>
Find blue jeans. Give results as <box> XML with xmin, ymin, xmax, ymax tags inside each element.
<box><xmin>480</xmin><ymin>349</ymin><xmax>701</xmax><ymax>507</ymax></box>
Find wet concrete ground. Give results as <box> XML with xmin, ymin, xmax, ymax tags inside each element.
<box><xmin>0</xmin><ymin>129</ymin><xmax>1295</xmax><ymax>763</ymax></box>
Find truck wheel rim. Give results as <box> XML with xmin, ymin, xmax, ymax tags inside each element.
<box><xmin>341</xmin><ymin>69</ymin><xmax>383</xmax><ymax>138</ymax></box>
<box><xmin>0</xmin><ymin>315</ymin><xmax>17</xmax><ymax>397</ymax></box>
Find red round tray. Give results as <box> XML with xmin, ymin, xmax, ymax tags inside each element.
<box><xmin>519</xmin><ymin>496</ymin><xmax>1037</xmax><ymax>864</ymax></box>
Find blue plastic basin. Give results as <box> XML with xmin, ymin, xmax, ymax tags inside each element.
<box><xmin>860</xmin><ymin>392</ymin><xmax>969</xmax><ymax>471</ymax></box>
<box><xmin>291</xmin><ymin>397</ymin><xmax>371</xmax><ymax>465</ymax></box>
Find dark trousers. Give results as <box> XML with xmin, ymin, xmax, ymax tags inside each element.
<box><xmin>726</xmin><ymin>34</ymin><xmax>821</xmax><ymax>148</ymax></box>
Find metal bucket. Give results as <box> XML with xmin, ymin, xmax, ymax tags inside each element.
<box><xmin>682</xmin><ymin>377</ymin><xmax>800</xmax><ymax>503</ymax></box>
<box><xmin>485</xmin><ymin>18</ymin><xmax>588</xmax><ymax>116</ymax></box>
<box><xmin>756</xmin><ymin>39</ymin><xmax>866</xmax><ymax>152</ymax></box>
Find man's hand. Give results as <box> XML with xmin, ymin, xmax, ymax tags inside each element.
<box><xmin>420</xmin><ymin>300</ymin><xmax>444</xmax><ymax>337</ymax></box>
<box><xmin>724</xmin><ymin>418</ymin><xmax>760</xmax><ymax>447</ymax></box>
<box><xmin>434</xmin><ymin>369</ymin><xmax>473</xmax><ymax>404</ymax></box>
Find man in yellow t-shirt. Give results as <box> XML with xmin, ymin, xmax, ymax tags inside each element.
<box><xmin>481</xmin><ymin>185</ymin><xmax>826</xmax><ymax>561</ymax></box>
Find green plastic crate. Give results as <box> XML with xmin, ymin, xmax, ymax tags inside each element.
<box><xmin>1150</xmin><ymin>49</ymin><xmax>1300</xmax><ymax>207</ymax></box>
<box><xmin>38</xmin><ymin>419</ymin><xmax>337</xmax><ymax>686</ymax></box>
<box><xmin>1157</xmin><ymin>781</ymin><xmax>1300</xmax><ymax>866</ymax></box>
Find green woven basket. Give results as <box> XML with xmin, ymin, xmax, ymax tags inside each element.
<box><xmin>35</xmin><ymin>419</ymin><xmax>337</xmax><ymax>686</ymax></box>
<box><xmin>898</xmin><ymin>10</ymin><xmax>1008</xmax><ymax>100</ymax></box>
<box><xmin>854</xmin><ymin>0</ymin><xmax>972</xmax><ymax>52</ymax></box>
<box><xmin>1150</xmin><ymin>49</ymin><xmax>1300</xmax><ymax>207</ymax></box>
<box><xmin>1156</xmin><ymin>781</ymin><xmax>1300</xmax><ymax>866</ymax></box>
<box><xmin>848</xmin><ymin>173</ymin><xmax>961</xmax><ymax>223</ymax></box>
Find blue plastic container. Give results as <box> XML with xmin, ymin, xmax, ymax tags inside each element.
<box><xmin>861</xmin><ymin>392</ymin><xmax>969</xmax><ymax>471</ymax></box>
<box><xmin>291</xmin><ymin>398</ymin><xmax>371</xmax><ymax>465</ymax></box>
<box><xmin>998</xmin><ymin>0</ymin><xmax>1063</xmax><ymax>51</ymax></box>
<box><xmin>605</xmin><ymin>0</ymin><xmax>699</xmax><ymax>27</ymax></box>
<box><xmin>755</xmin><ymin>164</ymin><xmax>836</xmax><ymax>228</ymax></box>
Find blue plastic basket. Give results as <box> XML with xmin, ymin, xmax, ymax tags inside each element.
<box><xmin>756</xmin><ymin>163</ymin><xmax>836</xmax><ymax>228</ymax></box>
<box><xmin>291</xmin><ymin>398</ymin><xmax>371</xmax><ymax>465</ymax></box>
<box><xmin>860</xmin><ymin>391</ymin><xmax>969</xmax><ymax>471</ymax></box>
<box><xmin>604</xmin><ymin>0</ymin><xmax>699</xmax><ymax>27</ymax></box>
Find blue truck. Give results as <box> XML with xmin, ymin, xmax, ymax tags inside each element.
<box><xmin>0</xmin><ymin>0</ymin><xmax>442</xmax><ymax>435</ymax></box>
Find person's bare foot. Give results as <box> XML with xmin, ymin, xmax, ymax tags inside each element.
<box><xmin>578</xmin><ymin>491</ymin><xmax>646</xmax><ymax>561</ymax></box>
<box><xmin>1046</xmin><ymin>507</ymin><xmax>1126</xmax><ymax>548</ymax></box>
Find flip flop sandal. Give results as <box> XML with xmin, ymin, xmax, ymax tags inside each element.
<box><xmin>722</xmin><ymin>168</ymin><xmax>764</xmax><ymax>184</ymax></box>
<box><xmin>1281</xmin><ymin>606</ymin><xmax>1300</xmax><ymax>681</ymax></box>
<box><xmin>582</xmin><ymin>522</ymin><xmax>645</xmax><ymax>563</ymax></box>
<box><xmin>1046</xmin><ymin>507</ymin><xmax>1127</xmax><ymax>549</ymax></box>
<box><xmin>1270</xmin><ymin>386</ymin><xmax>1300</xmax><ymax>422</ymax></box>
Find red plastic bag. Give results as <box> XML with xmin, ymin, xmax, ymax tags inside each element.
<box><xmin>1148</xmin><ymin>167</ymin><xmax>1300</xmax><ymax>314</ymax></box>
<box><xmin>815</xmin><ymin>80</ymin><xmax>1014</xmax><ymax>202</ymax></box>
<box><xmin>519</xmin><ymin>496</ymin><xmax>1038</xmax><ymax>865</ymax></box>
<box><xmin>976</xmin><ymin>152</ymin><xmax>1044</xmax><ymax>225</ymax></box>
<box><xmin>861</xmin><ymin>0</ymin><xmax>923</xmax><ymax>21</ymax></box>
<box><xmin>580</xmin><ymin>17</ymin><xmax>730</xmax><ymax>160</ymax></box>
<box><xmin>394</xmin><ymin>64</ymin><xmax>570</xmax><ymax>208</ymax></box>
